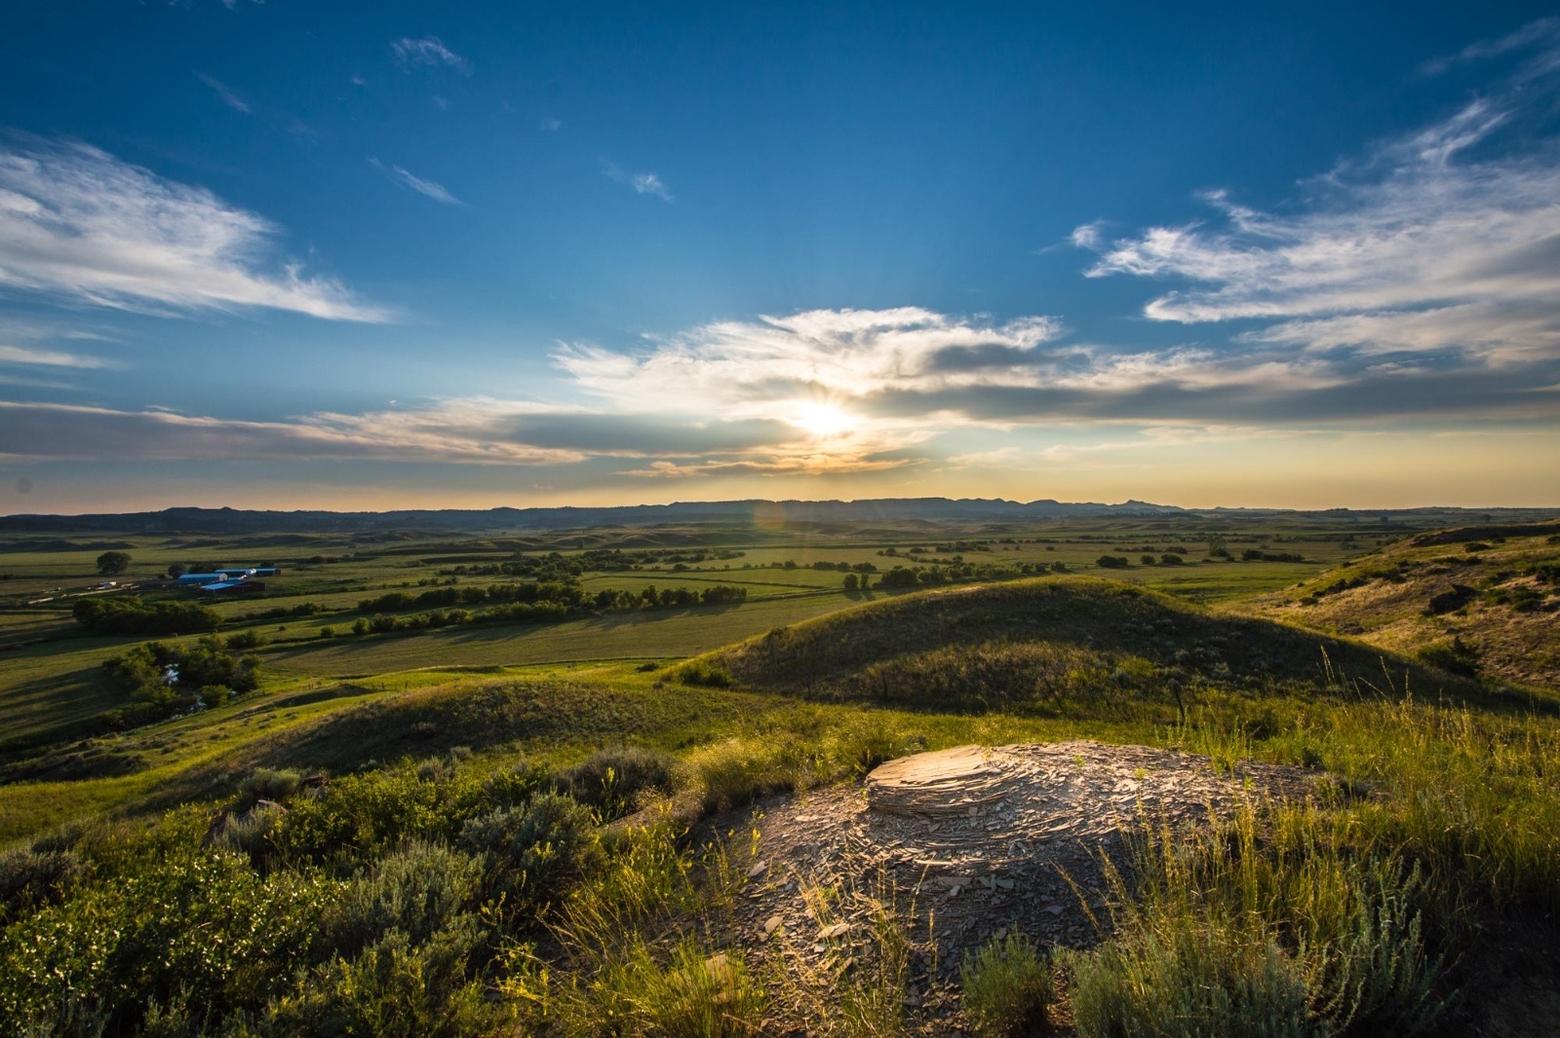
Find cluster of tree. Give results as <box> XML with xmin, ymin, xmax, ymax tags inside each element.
<box><xmin>1140</xmin><ymin>553</ymin><xmax>1187</xmax><ymax>566</ymax></box>
<box><xmin>101</xmin><ymin>637</ymin><xmax>262</xmax><ymax>724</ymax></box>
<box><xmin>1242</xmin><ymin>549</ymin><xmax>1305</xmax><ymax>563</ymax></box>
<box><xmin>234</xmin><ymin>602</ymin><xmax>321</xmax><ymax>622</ymax></box>
<box><xmin>347</xmin><ymin>600</ymin><xmax>572</xmax><ymax>636</ymax></box>
<box><xmin>358</xmin><ymin>581</ymin><xmax>586</xmax><ymax>615</ymax></box>
<box><xmin>73</xmin><ymin>596</ymin><xmax>221</xmax><ymax>636</ymax></box>
<box><xmin>328</xmin><ymin>582</ymin><xmax>750</xmax><ymax>639</ymax></box>
<box><xmin>590</xmin><ymin>584</ymin><xmax>748</xmax><ymax>610</ymax></box>
<box><xmin>866</xmin><ymin>561</ymin><xmax>1059</xmax><ymax>591</ymax></box>
<box><xmin>1096</xmin><ymin>555</ymin><xmax>1132</xmax><ymax>569</ymax></box>
<box><xmin>443</xmin><ymin>547</ymin><xmax>746</xmax><ymax>580</ymax></box>
<box><xmin>95</xmin><ymin>551</ymin><xmax>132</xmax><ymax>575</ymax></box>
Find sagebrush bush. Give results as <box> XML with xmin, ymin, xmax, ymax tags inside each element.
<box><xmin>1069</xmin><ymin>803</ymin><xmax>1450</xmax><ymax>1038</ymax></box>
<box><xmin>1068</xmin><ymin>918</ymin><xmax>1311</xmax><ymax>1038</ymax></box>
<box><xmin>257</xmin><ymin>924</ymin><xmax>495</xmax><ymax>1038</ymax></box>
<box><xmin>326</xmin><ymin>841</ymin><xmax>482</xmax><ymax>955</ymax></box>
<box><xmin>208</xmin><ymin>800</ymin><xmax>287</xmax><ymax>867</ymax></box>
<box><xmin>458</xmin><ymin>793</ymin><xmax>600</xmax><ymax>922</ymax></box>
<box><xmin>236</xmin><ymin>766</ymin><xmax>304</xmax><ymax>809</ymax></box>
<box><xmin>961</xmin><ymin>932</ymin><xmax>1053</xmax><ymax>1037</ymax></box>
<box><xmin>558</xmin><ymin>746</ymin><xmax>677</xmax><ymax>818</ymax></box>
<box><xmin>0</xmin><ymin>845</ymin><xmax>76</xmax><ymax>925</ymax></box>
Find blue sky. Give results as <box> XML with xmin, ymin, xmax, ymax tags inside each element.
<box><xmin>2</xmin><ymin>2</ymin><xmax>1558</xmax><ymax>511</ymax></box>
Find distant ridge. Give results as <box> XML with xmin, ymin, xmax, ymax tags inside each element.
<box><xmin>2</xmin><ymin>498</ymin><xmax>1556</xmax><ymax>534</ymax></box>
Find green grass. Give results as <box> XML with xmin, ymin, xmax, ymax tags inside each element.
<box><xmin>260</xmin><ymin>591</ymin><xmax>851</xmax><ymax>678</ymax></box>
<box><xmin>2</xmin><ymin>515</ymin><xmax>1557</xmax><ymax>1033</ymax></box>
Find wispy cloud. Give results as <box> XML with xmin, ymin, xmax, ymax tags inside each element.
<box><xmin>0</xmin><ymin>345</ymin><xmax>117</xmax><ymax>369</ymax></box>
<box><xmin>0</xmin><ymin>137</ymin><xmax>386</xmax><ymax>321</ymax></box>
<box><xmin>540</xmin><ymin>116</ymin><xmax>562</xmax><ymax>132</ymax></box>
<box><xmin>368</xmin><ymin>157</ymin><xmax>463</xmax><ymax>206</ymax></box>
<box><xmin>1076</xmin><ymin>88</ymin><xmax>1560</xmax><ymax>367</ymax></box>
<box><xmin>1420</xmin><ymin>17</ymin><xmax>1560</xmax><ymax>78</ymax></box>
<box><xmin>391</xmin><ymin>36</ymin><xmax>471</xmax><ymax>74</ymax></box>
<box><xmin>195</xmin><ymin>72</ymin><xmax>250</xmax><ymax>113</ymax></box>
<box><xmin>0</xmin><ymin>400</ymin><xmax>577</xmax><ymax>464</ymax></box>
<box><xmin>0</xmin><ymin>397</ymin><xmax>807</xmax><ymax>467</ymax></box>
<box><xmin>602</xmin><ymin>161</ymin><xmax>673</xmax><ymax>202</ymax></box>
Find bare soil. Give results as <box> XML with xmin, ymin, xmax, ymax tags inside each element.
<box><xmin>719</xmin><ymin>740</ymin><xmax>1319</xmax><ymax>1032</ymax></box>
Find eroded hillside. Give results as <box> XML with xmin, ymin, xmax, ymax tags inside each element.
<box><xmin>1250</xmin><ymin>524</ymin><xmax>1560</xmax><ymax>692</ymax></box>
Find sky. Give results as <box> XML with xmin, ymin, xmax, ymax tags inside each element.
<box><xmin>2</xmin><ymin>2</ymin><xmax>1559</xmax><ymax>514</ymax></box>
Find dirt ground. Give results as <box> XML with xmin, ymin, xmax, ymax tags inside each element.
<box><xmin>718</xmin><ymin>741</ymin><xmax>1319</xmax><ymax>1033</ymax></box>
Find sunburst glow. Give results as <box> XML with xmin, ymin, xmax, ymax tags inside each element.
<box><xmin>790</xmin><ymin>401</ymin><xmax>859</xmax><ymax>439</ymax></box>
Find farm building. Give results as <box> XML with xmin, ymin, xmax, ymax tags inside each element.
<box><xmin>196</xmin><ymin>579</ymin><xmax>265</xmax><ymax>595</ymax></box>
<box><xmin>177</xmin><ymin>566</ymin><xmax>280</xmax><ymax>586</ymax></box>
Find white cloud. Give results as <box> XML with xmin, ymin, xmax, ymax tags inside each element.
<box><xmin>391</xmin><ymin>36</ymin><xmax>471</xmax><ymax>74</ymax></box>
<box><xmin>631</xmin><ymin>172</ymin><xmax>672</xmax><ymax>201</ymax></box>
<box><xmin>368</xmin><ymin>157</ymin><xmax>463</xmax><ymax>206</ymax></box>
<box><xmin>556</xmin><ymin>308</ymin><xmax>1065</xmax><ymax>410</ymax></box>
<box><xmin>1421</xmin><ymin>17</ymin><xmax>1560</xmax><ymax>78</ymax></box>
<box><xmin>1077</xmin><ymin>97</ymin><xmax>1560</xmax><ymax>365</ymax></box>
<box><xmin>195</xmin><ymin>72</ymin><xmax>250</xmax><ymax>113</ymax></box>
<box><xmin>0</xmin><ymin>138</ymin><xmax>386</xmax><ymax>321</ymax></box>
<box><xmin>602</xmin><ymin>161</ymin><xmax>673</xmax><ymax>202</ymax></box>
<box><xmin>0</xmin><ymin>344</ymin><xmax>116</xmax><ymax>369</ymax></box>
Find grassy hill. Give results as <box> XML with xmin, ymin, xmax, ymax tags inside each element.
<box><xmin>703</xmin><ymin>577</ymin><xmax>1496</xmax><ymax>709</ymax></box>
<box><xmin>1251</xmin><ymin>523</ymin><xmax>1560</xmax><ymax>691</ymax></box>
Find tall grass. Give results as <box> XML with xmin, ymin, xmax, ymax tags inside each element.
<box><xmin>1066</xmin><ymin>804</ymin><xmax>1451</xmax><ymax>1037</ymax></box>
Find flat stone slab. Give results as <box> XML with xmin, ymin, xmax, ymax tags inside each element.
<box><xmin>866</xmin><ymin>745</ymin><xmax>1014</xmax><ymax>815</ymax></box>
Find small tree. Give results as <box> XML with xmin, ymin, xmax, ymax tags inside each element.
<box><xmin>96</xmin><ymin>551</ymin><xmax>132</xmax><ymax>576</ymax></box>
<box><xmin>166</xmin><ymin>563</ymin><xmax>187</xmax><ymax>578</ymax></box>
<box><xmin>842</xmin><ymin>573</ymin><xmax>859</xmax><ymax>592</ymax></box>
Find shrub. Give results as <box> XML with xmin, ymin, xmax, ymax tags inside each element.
<box><xmin>1068</xmin><ymin>805</ymin><xmax>1450</xmax><ymax>1038</ymax></box>
<box><xmin>0</xmin><ymin>848</ymin><xmax>338</xmax><ymax>1034</ymax></box>
<box><xmin>199</xmin><ymin>684</ymin><xmax>231</xmax><ymax>708</ymax></box>
<box><xmin>237</xmin><ymin>767</ymin><xmax>304</xmax><ymax>809</ymax></box>
<box><xmin>325</xmin><ymin>841</ymin><xmax>482</xmax><ymax>955</ymax></box>
<box><xmin>558</xmin><ymin>747</ymin><xmax>677</xmax><ymax>818</ymax></box>
<box><xmin>1096</xmin><ymin>555</ymin><xmax>1130</xmax><ymax>569</ymax></box>
<box><xmin>0</xmin><ymin>846</ymin><xmax>76</xmax><ymax>925</ymax></box>
<box><xmin>226</xmin><ymin>630</ymin><xmax>265</xmax><ymax>650</ymax></box>
<box><xmin>258</xmin><ymin>925</ymin><xmax>491</xmax><ymax>1038</ymax></box>
<box><xmin>208</xmin><ymin>801</ymin><xmax>287</xmax><ymax>866</ymax></box>
<box><xmin>1068</xmin><ymin>919</ymin><xmax>1310</xmax><ymax>1038</ymax></box>
<box><xmin>676</xmin><ymin>661</ymin><xmax>734</xmax><ymax>688</ymax></box>
<box><xmin>1416</xmin><ymin>636</ymin><xmax>1480</xmax><ymax>677</ymax></box>
<box><xmin>457</xmin><ymin>793</ymin><xmax>600</xmax><ymax>922</ymax></box>
<box><xmin>961</xmin><ymin>932</ymin><xmax>1053</xmax><ymax>1037</ymax></box>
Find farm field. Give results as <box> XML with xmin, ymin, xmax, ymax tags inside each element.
<box><xmin>1</xmin><ymin>508</ymin><xmax>1557</xmax><ymax>1035</ymax></box>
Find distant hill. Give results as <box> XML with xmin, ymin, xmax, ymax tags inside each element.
<box><xmin>3</xmin><ymin>498</ymin><xmax>1557</xmax><ymax>534</ymax></box>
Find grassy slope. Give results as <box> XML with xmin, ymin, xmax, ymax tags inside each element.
<box><xmin>704</xmin><ymin>576</ymin><xmax>1497</xmax><ymax>703</ymax></box>
<box><xmin>1250</xmin><ymin>526</ymin><xmax>1560</xmax><ymax>691</ymax></box>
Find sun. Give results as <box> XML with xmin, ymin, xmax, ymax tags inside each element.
<box><xmin>791</xmin><ymin>401</ymin><xmax>858</xmax><ymax>438</ymax></box>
